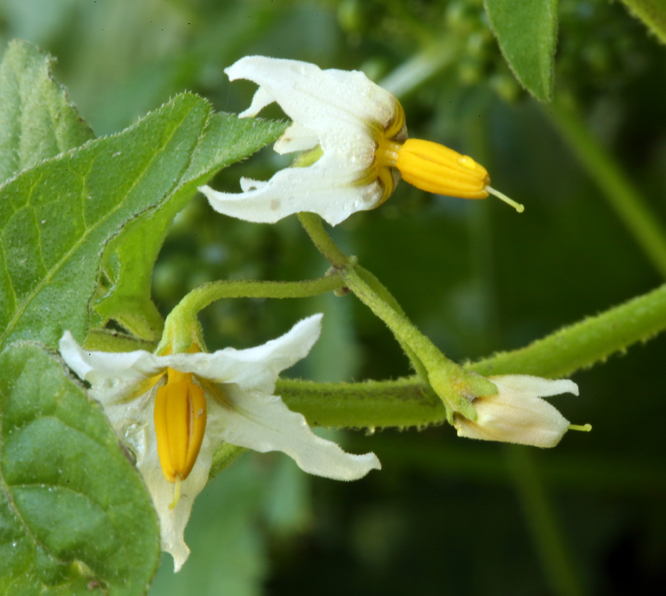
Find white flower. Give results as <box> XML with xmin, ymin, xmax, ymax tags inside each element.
<box><xmin>199</xmin><ymin>57</ymin><xmax>517</xmax><ymax>227</ymax></box>
<box><xmin>59</xmin><ymin>314</ymin><xmax>380</xmax><ymax>571</ymax></box>
<box><xmin>453</xmin><ymin>375</ymin><xmax>579</xmax><ymax>448</ymax></box>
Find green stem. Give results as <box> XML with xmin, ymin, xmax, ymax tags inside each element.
<box><xmin>355</xmin><ymin>265</ymin><xmax>429</xmax><ymax>382</ymax></box>
<box><xmin>470</xmin><ymin>281</ymin><xmax>666</xmax><ymax>378</ymax></box>
<box><xmin>504</xmin><ymin>446</ymin><xmax>586</xmax><ymax>596</ymax></box>
<box><xmin>279</xmin><ymin>281</ymin><xmax>666</xmax><ymax>429</ymax></box>
<box><xmin>278</xmin><ymin>377</ymin><xmax>444</xmax><ymax>429</ymax></box>
<box><xmin>296</xmin><ymin>213</ymin><xmax>348</xmax><ymax>268</ymax></box>
<box><xmin>297</xmin><ymin>212</ymin><xmax>497</xmax><ymax>419</ymax></box>
<box><xmin>160</xmin><ymin>274</ymin><xmax>346</xmax><ymax>353</ymax></box>
<box><xmin>546</xmin><ymin>98</ymin><xmax>666</xmax><ymax>278</ymax></box>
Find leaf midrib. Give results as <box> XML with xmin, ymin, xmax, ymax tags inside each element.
<box><xmin>0</xmin><ymin>104</ymin><xmax>197</xmax><ymax>349</ymax></box>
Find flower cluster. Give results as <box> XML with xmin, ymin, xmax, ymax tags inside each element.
<box><xmin>57</xmin><ymin>56</ymin><xmax>583</xmax><ymax>573</ymax></box>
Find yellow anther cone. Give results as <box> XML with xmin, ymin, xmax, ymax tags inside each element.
<box><xmin>395</xmin><ymin>139</ymin><xmax>490</xmax><ymax>199</ymax></box>
<box><xmin>154</xmin><ymin>368</ymin><xmax>207</xmax><ymax>484</ymax></box>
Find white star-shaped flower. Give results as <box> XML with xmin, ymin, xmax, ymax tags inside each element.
<box><xmin>200</xmin><ymin>57</ymin><xmax>520</xmax><ymax>226</ymax></box>
<box><xmin>59</xmin><ymin>314</ymin><xmax>380</xmax><ymax>571</ymax></box>
<box><xmin>453</xmin><ymin>375</ymin><xmax>580</xmax><ymax>448</ymax></box>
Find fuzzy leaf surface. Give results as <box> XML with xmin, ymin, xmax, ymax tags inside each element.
<box><xmin>0</xmin><ymin>343</ymin><xmax>160</xmax><ymax>596</ymax></box>
<box><xmin>620</xmin><ymin>0</ymin><xmax>666</xmax><ymax>44</ymax></box>
<box><xmin>93</xmin><ymin>113</ymin><xmax>288</xmax><ymax>342</ymax></box>
<box><xmin>0</xmin><ymin>39</ymin><xmax>94</xmax><ymax>184</ymax></box>
<box><xmin>0</xmin><ymin>92</ymin><xmax>210</xmax><ymax>350</ymax></box>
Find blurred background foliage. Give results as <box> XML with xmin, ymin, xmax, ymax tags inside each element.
<box><xmin>2</xmin><ymin>0</ymin><xmax>665</xmax><ymax>594</ymax></box>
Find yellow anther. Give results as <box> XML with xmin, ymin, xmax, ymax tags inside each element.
<box><xmin>154</xmin><ymin>368</ymin><xmax>207</xmax><ymax>485</ymax></box>
<box><xmin>393</xmin><ymin>139</ymin><xmax>489</xmax><ymax>198</ymax></box>
<box><xmin>374</xmin><ymin>137</ymin><xmax>524</xmax><ymax>212</ymax></box>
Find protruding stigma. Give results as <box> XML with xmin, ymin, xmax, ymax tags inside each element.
<box><xmin>568</xmin><ymin>423</ymin><xmax>592</xmax><ymax>432</ymax></box>
<box><xmin>154</xmin><ymin>368</ymin><xmax>208</xmax><ymax>493</ymax></box>
<box><xmin>485</xmin><ymin>185</ymin><xmax>524</xmax><ymax>213</ymax></box>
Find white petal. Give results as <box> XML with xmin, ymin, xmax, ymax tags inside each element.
<box><xmin>100</xmin><ymin>387</ymin><xmax>209</xmax><ymax>572</ymax></box>
<box><xmin>226</xmin><ymin>56</ymin><xmax>398</xmax><ymax>139</ymax></box>
<box><xmin>239</xmin><ymin>85</ymin><xmax>275</xmax><ymax>118</ymax></box>
<box><xmin>161</xmin><ymin>314</ymin><xmax>323</xmax><ymax>394</ymax></box>
<box><xmin>199</xmin><ymin>156</ymin><xmax>383</xmax><ymax>226</ymax></box>
<box><xmin>210</xmin><ymin>56</ymin><xmax>402</xmax><ymax>226</ymax></box>
<box><xmin>491</xmin><ymin>375</ymin><xmax>579</xmax><ymax>398</ymax></box>
<box><xmin>454</xmin><ymin>375</ymin><xmax>576</xmax><ymax>448</ymax></box>
<box><xmin>239</xmin><ymin>177</ymin><xmax>267</xmax><ymax>192</ymax></box>
<box><xmin>273</xmin><ymin>122</ymin><xmax>320</xmax><ymax>155</ymax></box>
<box><xmin>207</xmin><ymin>385</ymin><xmax>381</xmax><ymax>481</ymax></box>
<box><xmin>59</xmin><ymin>331</ymin><xmax>165</xmax><ymax>403</ymax></box>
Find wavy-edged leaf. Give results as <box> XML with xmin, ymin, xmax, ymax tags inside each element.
<box><xmin>0</xmin><ymin>92</ymin><xmax>210</xmax><ymax>350</ymax></box>
<box><xmin>0</xmin><ymin>343</ymin><xmax>160</xmax><ymax>596</ymax></box>
<box><xmin>484</xmin><ymin>0</ymin><xmax>558</xmax><ymax>102</ymax></box>
<box><xmin>93</xmin><ymin>113</ymin><xmax>288</xmax><ymax>342</ymax></box>
<box><xmin>0</xmin><ymin>39</ymin><xmax>94</xmax><ymax>184</ymax></box>
<box><xmin>620</xmin><ymin>0</ymin><xmax>666</xmax><ymax>45</ymax></box>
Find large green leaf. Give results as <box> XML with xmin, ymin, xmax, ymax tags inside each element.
<box><xmin>484</xmin><ymin>0</ymin><xmax>558</xmax><ymax>102</ymax></box>
<box><xmin>0</xmin><ymin>92</ymin><xmax>210</xmax><ymax>350</ymax></box>
<box><xmin>93</xmin><ymin>113</ymin><xmax>288</xmax><ymax>342</ymax></box>
<box><xmin>0</xmin><ymin>39</ymin><xmax>94</xmax><ymax>184</ymax></box>
<box><xmin>620</xmin><ymin>0</ymin><xmax>666</xmax><ymax>45</ymax></box>
<box><xmin>0</xmin><ymin>343</ymin><xmax>160</xmax><ymax>596</ymax></box>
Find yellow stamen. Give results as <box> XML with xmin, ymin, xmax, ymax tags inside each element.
<box><xmin>568</xmin><ymin>423</ymin><xmax>592</xmax><ymax>432</ymax></box>
<box><xmin>154</xmin><ymin>368</ymin><xmax>207</xmax><ymax>487</ymax></box>
<box><xmin>375</xmin><ymin>137</ymin><xmax>523</xmax><ymax>211</ymax></box>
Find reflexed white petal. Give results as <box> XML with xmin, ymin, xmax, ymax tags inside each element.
<box><xmin>204</xmin><ymin>56</ymin><xmax>405</xmax><ymax>226</ymax></box>
<box><xmin>239</xmin><ymin>177</ymin><xmax>268</xmax><ymax>192</ymax></box>
<box><xmin>491</xmin><ymin>375</ymin><xmax>579</xmax><ymax>399</ymax></box>
<box><xmin>199</xmin><ymin>159</ymin><xmax>384</xmax><ymax>226</ymax></box>
<box><xmin>273</xmin><ymin>122</ymin><xmax>320</xmax><ymax>155</ymax></box>
<box><xmin>163</xmin><ymin>314</ymin><xmax>323</xmax><ymax>393</ymax></box>
<box><xmin>100</xmin><ymin>387</ymin><xmax>210</xmax><ymax>572</ymax></box>
<box><xmin>226</xmin><ymin>56</ymin><xmax>399</xmax><ymax>139</ymax></box>
<box><xmin>207</xmin><ymin>385</ymin><xmax>381</xmax><ymax>481</ymax></box>
<box><xmin>240</xmin><ymin>85</ymin><xmax>275</xmax><ymax>118</ymax></box>
<box><xmin>59</xmin><ymin>331</ymin><xmax>163</xmax><ymax>402</ymax></box>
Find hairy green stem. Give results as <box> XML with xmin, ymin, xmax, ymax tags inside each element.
<box><xmin>297</xmin><ymin>212</ymin><xmax>497</xmax><ymax>419</ymax></box>
<box><xmin>279</xmin><ymin>281</ymin><xmax>666</xmax><ymax>428</ymax></box>
<box><xmin>160</xmin><ymin>275</ymin><xmax>345</xmax><ymax>353</ymax></box>
<box><xmin>470</xmin><ymin>282</ymin><xmax>666</xmax><ymax>378</ymax></box>
<box><xmin>355</xmin><ymin>265</ymin><xmax>429</xmax><ymax>382</ymax></box>
<box><xmin>546</xmin><ymin>98</ymin><xmax>666</xmax><ymax>278</ymax></box>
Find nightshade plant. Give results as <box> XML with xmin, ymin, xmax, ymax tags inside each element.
<box><xmin>1</xmin><ymin>0</ymin><xmax>665</xmax><ymax>592</ymax></box>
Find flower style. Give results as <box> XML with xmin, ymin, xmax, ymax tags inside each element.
<box><xmin>59</xmin><ymin>315</ymin><xmax>380</xmax><ymax>571</ymax></box>
<box><xmin>199</xmin><ymin>56</ymin><xmax>522</xmax><ymax>227</ymax></box>
<box><xmin>453</xmin><ymin>375</ymin><xmax>579</xmax><ymax>448</ymax></box>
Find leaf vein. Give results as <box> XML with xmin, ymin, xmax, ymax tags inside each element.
<box><xmin>0</xmin><ymin>105</ymin><xmax>195</xmax><ymax>348</ymax></box>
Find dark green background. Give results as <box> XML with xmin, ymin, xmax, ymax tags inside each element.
<box><xmin>2</xmin><ymin>1</ymin><xmax>664</xmax><ymax>594</ymax></box>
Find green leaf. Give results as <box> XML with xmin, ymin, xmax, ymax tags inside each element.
<box><xmin>93</xmin><ymin>113</ymin><xmax>288</xmax><ymax>342</ymax></box>
<box><xmin>0</xmin><ymin>39</ymin><xmax>95</xmax><ymax>184</ymax></box>
<box><xmin>0</xmin><ymin>92</ymin><xmax>211</xmax><ymax>350</ymax></box>
<box><xmin>0</xmin><ymin>343</ymin><xmax>160</xmax><ymax>596</ymax></box>
<box><xmin>620</xmin><ymin>0</ymin><xmax>666</xmax><ymax>45</ymax></box>
<box><xmin>484</xmin><ymin>0</ymin><xmax>558</xmax><ymax>102</ymax></box>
